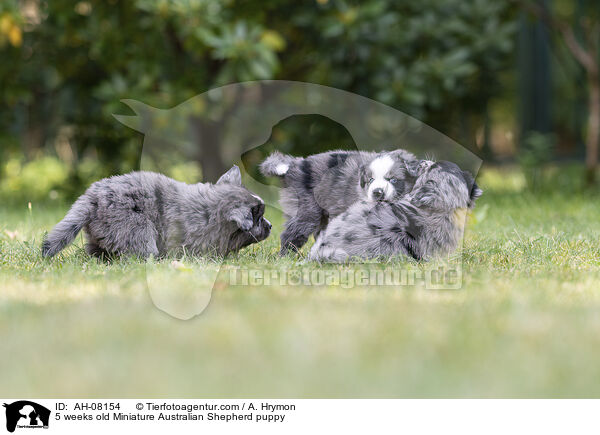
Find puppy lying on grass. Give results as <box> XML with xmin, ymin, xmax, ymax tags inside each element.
<box><xmin>42</xmin><ymin>166</ymin><xmax>271</xmax><ymax>259</ymax></box>
<box><xmin>260</xmin><ymin>148</ymin><xmax>416</xmax><ymax>255</ymax></box>
<box><xmin>309</xmin><ymin>160</ymin><xmax>482</xmax><ymax>262</ymax></box>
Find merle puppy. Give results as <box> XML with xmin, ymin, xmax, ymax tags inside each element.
<box><xmin>309</xmin><ymin>160</ymin><xmax>482</xmax><ymax>262</ymax></box>
<box><xmin>42</xmin><ymin>166</ymin><xmax>271</xmax><ymax>259</ymax></box>
<box><xmin>260</xmin><ymin>149</ymin><xmax>416</xmax><ymax>255</ymax></box>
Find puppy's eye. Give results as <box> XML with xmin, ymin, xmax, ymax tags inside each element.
<box><xmin>389</xmin><ymin>178</ymin><xmax>397</xmax><ymax>184</ymax></box>
<box><xmin>368</xmin><ymin>177</ymin><xmax>374</xmax><ymax>184</ymax></box>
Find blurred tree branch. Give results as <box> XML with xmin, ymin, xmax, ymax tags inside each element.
<box><xmin>516</xmin><ymin>0</ymin><xmax>600</xmax><ymax>185</ymax></box>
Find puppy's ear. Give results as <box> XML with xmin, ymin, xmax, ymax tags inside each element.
<box><xmin>358</xmin><ymin>164</ymin><xmax>368</xmax><ymax>188</ymax></box>
<box><xmin>388</xmin><ymin>149</ymin><xmax>415</xmax><ymax>162</ymax></box>
<box><xmin>227</xmin><ymin>206</ymin><xmax>253</xmax><ymax>231</ymax></box>
<box><xmin>462</xmin><ymin>171</ymin><xmax>482</xmax><ymax>208</ymax></box>
<box><xmin>404</xmin><ymin>159</ymin><xmax>421</xmax><ymax>177</ymax></box>
<box><xmin>251</xmin><ymin>202</ymin><xmax>265</xmax><ymax>220</ymax></box>
<box><xmin>217</xmin><ymin>165</ymin><xmax>242</xmax><ymax>185</ymax></box>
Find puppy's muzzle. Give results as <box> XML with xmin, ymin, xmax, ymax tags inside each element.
<box><xmin>372</xmin><ymin>188</ymin><xmax>385</xmax><ymax>200</ymax></box>
<box><xmin>253</xmin><ymin>217</ymin><xmax>271</xmax><ymax>241</ymax></box>
<box><xmin>263</xmin><ymin>218</ymin><xmax>272</xmax><ymax>231</ymax></box>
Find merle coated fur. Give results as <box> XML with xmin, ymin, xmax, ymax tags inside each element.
<box><xmin>309</xmin><ymin>160</ymin><xmax>482</xmax><ymax>262</ymax></box>
<box><xmin>41</xmin><ymin>166</ymin><xmax>271</xmax><ymax>259</ymax></box>
<box><xmin>260</xmin><ymin>149</ymin><xmax>416</xmax><ymax>255</ymax></box>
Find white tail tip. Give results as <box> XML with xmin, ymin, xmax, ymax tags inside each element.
<box><xmin>275</xmin><ymin>164</ymin><xmax>289</xmax><ymax>175</ymax></box>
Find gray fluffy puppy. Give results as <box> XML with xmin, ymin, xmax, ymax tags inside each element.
<box><xmin>309</xmin><ymin>160</ymin><xmax>482</xmax><ymax>262</ymax></box>
<box><xmin>42</xmin><ymin>166</ymin><xmax>271</xmax><ymax>259</ymax></box>
<box><xmin>260</xmin><ymin>149</ymin><xmax>416</xmax><ymax>255</ymax></box>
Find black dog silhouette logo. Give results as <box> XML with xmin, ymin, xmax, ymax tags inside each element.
<box><xmin>3</xmin><ymin>401</ymin><xmax>50</xmax><ymax>433</ymax></box>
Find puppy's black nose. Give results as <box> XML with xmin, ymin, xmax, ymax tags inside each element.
<box><xmin>264</xmin><ymin>219</ymin><xmax>272</xmax><ymax>230</ymax></box>
<box><xmin>372</xmin><ymin>188</ymin><xmax>384</xmax><ymax>200</ymax></box>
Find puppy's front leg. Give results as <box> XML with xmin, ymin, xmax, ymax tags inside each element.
<box><xmin>279</xmin><ymin>222</ymin><xmax>310</xmax><ymax>255</ymax></box>
<box><xmin>120</xmin><ymin>225</ymin><xmax>161</xmax><ymax>259</ymax></box>
<box><xmin>279</xmin><ymin>208</ymin><xmax>323</xmax><ymax>256</ymax></box>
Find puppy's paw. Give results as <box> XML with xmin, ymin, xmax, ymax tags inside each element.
<box><xmin>311</xmin><ymin>244</ymin><xmax>349</xmax><ymax>263</ymax></box>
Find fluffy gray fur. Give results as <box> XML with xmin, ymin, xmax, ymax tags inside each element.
<box><xmin>41</xmin><ymin>166</ymin><xmax>271</xmax><ymax>259</ymax></box>
<box><xmin>309</xmin><ymin>160</ymin><xmax>482</xmax><ymax>262</ymax></box>
<box><xmin>260</xmin><ymin>149</ymin><xmax>416</xmax><ymax>255</ymax></box>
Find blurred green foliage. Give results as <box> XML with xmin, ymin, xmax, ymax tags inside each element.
<box><xmin>0</xmin><ymin>0</ymin><xmax>519</xmax><ymax>200</ymax></box>
<box><xmin>0</xmin><ymin>156</ymin><xmax>68</xmax><ymax>202</ymax></box>
<box><xmin>3</xmin><ymin>0</ymin><xmax>595</xmax><ymax>195</ymax></box>
<box><xmin>0</xmin><ymin>154</ymin><xmax>203</xmax><ymax>204</ymax></box>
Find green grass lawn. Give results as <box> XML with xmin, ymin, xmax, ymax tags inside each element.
<box><xmin>1</xmin><ymin>167</ymin><xmax>600</xmax><ymax>397</ymax></box>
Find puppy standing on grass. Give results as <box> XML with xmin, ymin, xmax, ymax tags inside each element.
<box><xmin>309</xmin><ymin>160</ymin><xmax>482</xmax><ymax>262</ymax></box>
<box><xmin>260</xmin><ymin>149</ymin><xmax>417</xmax><ymax>255</ymax></box>
<box><xmin>41</xmin><ymin>166</ymin><xmax>271</xmax><ymax>259</ymax></box>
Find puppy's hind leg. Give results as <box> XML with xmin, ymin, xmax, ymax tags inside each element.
<box><xmin>86</xmin><ymin>243</ymin><xmax>115</xmax><ymax>261</ymax></box>
<box><xmin>88</xmin><ymin>219</ymin><xmax>160</xmax><ymax>260</ymax></box>
<box><xmin>84</xmin><ymin>232</ymin><xmax>113</xmax><ymax>261</ymax></box>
